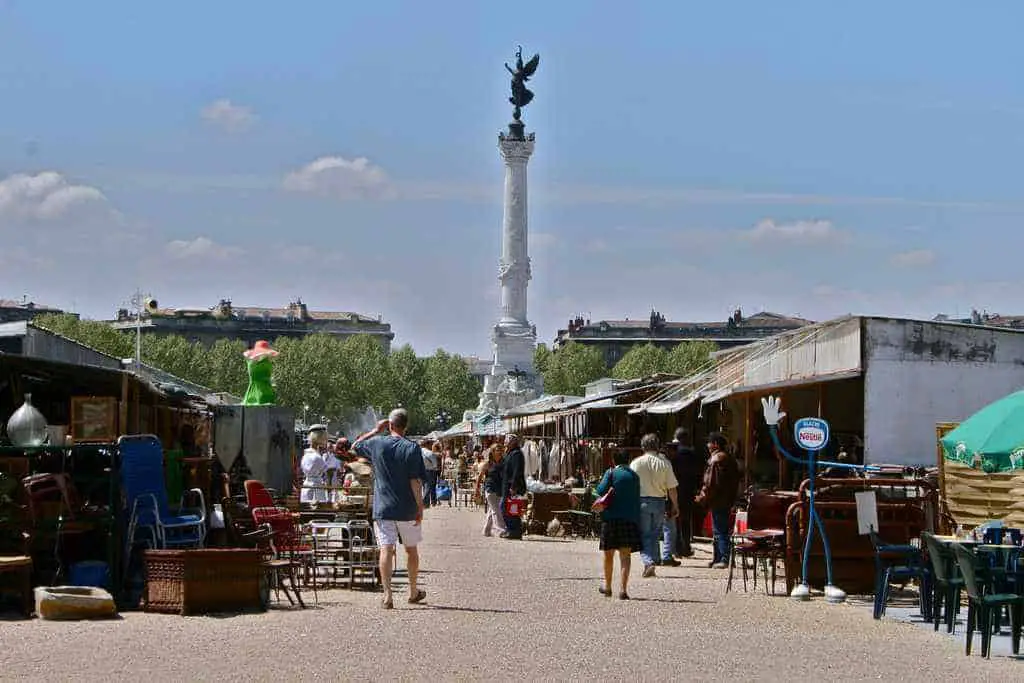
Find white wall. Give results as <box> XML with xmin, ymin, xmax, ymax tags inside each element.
<box><xmin>863</xmin><ymin>318</ymin><xmax>1024</xmax><ymax>466</ymax></box>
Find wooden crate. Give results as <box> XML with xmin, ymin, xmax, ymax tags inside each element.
<box><xmin>143</xmin><ymin>549</ymin><xmax>265</xmax><ymax>615</ymax></box>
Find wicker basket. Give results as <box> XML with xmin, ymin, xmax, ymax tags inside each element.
<box><xmin>143</xmin><ymin>549</ymin><xmax>265</xmax><ymax>615</ymax></box>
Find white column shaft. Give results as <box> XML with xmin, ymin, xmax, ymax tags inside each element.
<box><xmin>501</xmin><ymin>158</ymin><xmax>529</xmax><ymax>323</ymax></box>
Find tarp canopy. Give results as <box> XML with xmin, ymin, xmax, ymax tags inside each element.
<box><xmin>438</xmin><ymin>420</ymin><xmax>472</xmax><ymax>439</ymax></box>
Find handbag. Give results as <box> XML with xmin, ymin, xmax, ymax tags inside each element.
<box><xmin>591</xmin><ymin>487</ymin><xmax>614</xmax><ymax>513</ymax></box>
<box><xmin>504</xmin><ymin>495</ymin><xmax>527</xmax><ymax>517</ymax></box>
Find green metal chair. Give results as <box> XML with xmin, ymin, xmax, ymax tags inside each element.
<box><xmin>952</xmin><ymin>542</ymin><xmax>1023</xmax><ymax>658</ymax></box>
<box><xmin>922</xmin><ymin>532</ymin><xmax>963</xmax><ymax>634</ymax></box>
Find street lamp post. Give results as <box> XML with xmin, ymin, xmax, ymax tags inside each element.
<box><xmin>129</xmin><ymin>289</ymin><xmax>145</xmax><ymax>372</ymax></box>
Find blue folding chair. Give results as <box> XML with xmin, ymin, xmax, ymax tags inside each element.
<box><xmin>119</xmin><ymin>435</ymin><xmax>206</xmax><ymax>553</ymax></box>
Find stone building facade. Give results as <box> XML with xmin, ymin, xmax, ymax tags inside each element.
<box><xmin>553</xmin><ymin>308</ymin><xmax>812</xmax><ymax>368</ymax></box>
<box><xmin>109</xmin><ymin>298</ymin><xmax>394</xmax><ymax>351</ymax></box>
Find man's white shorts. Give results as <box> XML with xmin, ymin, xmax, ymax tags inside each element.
<box><xmin>374</xmin><ymin>519</ymin><xmax>423</xmax><ymax>548</ymax></box>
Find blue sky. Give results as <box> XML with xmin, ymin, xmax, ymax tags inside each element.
<box><xmin>2</xmin><ymin>1</ymin><xmax>1023</xmax><ymax>356</ymax></box>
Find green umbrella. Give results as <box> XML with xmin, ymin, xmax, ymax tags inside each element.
<box><xmin>940</xmin><ymin>389</ymin><xmax>1024</xmax><ymax>473</ymax></box>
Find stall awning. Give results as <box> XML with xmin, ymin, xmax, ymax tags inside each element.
<box><xmin>630</xmin><ymin>391</ymin><xmax>703</xmax><ymax>415</ymax></box>
<box><xmin>438</xmin><ymin>421</ymin><xmax>473</xmax><ymax>439</ymax></box>
<box><xmin>474</xmin><ymin>413</ymin><xmax>507</xmax><ymax>436</ymax></box>
<box><xmin>699</xmin><ymin>369</ymin><xmax>863</xmax><ymax>406</ymax></box>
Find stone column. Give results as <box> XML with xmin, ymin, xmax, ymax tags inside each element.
<box><xmin>498</xmin><ymin>133</ymin><xmax>535</xmax><ymax>324</ymax></box>
<box><xmin>477</xmin><ymin>126</ymin><xmax>542</xmax><ymax>413</ymax></box>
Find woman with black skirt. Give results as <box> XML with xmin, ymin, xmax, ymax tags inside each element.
<box><xmin>595</xmin><ymin>450</ymin><xmax>642</xmax><ymax>600</ymax></box>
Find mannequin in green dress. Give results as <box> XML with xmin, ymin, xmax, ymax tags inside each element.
<box><xmin>242</xmin><ymin>340</ymin><xmax>279</xmax><ymax>406</ymax></box>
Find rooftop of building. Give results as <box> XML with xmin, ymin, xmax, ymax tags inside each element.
<box><xmin>112</xmin><ymin>297</ymin><xmax>386</xmax><ymax>325</ymax></box>
<box><xmin>934</xmin><ymin>310</ymin><xmax>1024</xmax><ymax>327</ymax></box>
<box><xmin>0</xmin><ymin>297</ymin><xmax>62</xmax><ymax>312</ymax></box>
<box><xmin>557</xmin><ymin>309</ymin><xmax>813</xmax><ymax>336</ymax></box>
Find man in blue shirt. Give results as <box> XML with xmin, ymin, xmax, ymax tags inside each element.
<box><xmin>353</xmin><ymin>408</ymin><xmax>427</xmax><ymax>609</ymax></box>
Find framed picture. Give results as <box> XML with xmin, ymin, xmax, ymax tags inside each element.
<box><xmin>70</xmin><ymin>396</ymin><xmax>118</xmax><ymax>443</ymax></box>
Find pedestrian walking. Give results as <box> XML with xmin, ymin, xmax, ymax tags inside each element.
<box><xmin>475</xmin><ymin>442</ymin><xmax>507</xmax><ymax>537</ymax></box>
<box><xmin>630</xmin><ymin>433</ymin><xmax>679</xmax><ymax>577</ymax></box>
<box><xmin>500</xmin><ymin>434</ymin><xmax>527</xmax><ymax>540</ymax></box>
<box><xmin>353</xmin><ymin>408</ymin><xmax>428</xmax><ymax>609</ymax></box>
<box><xmin>595</xmin><ymin>450</ymin><xmax>641</xmax><ymax>600</ymax></box>
<box><xmin>666</xmin><ymin>427</ymin><xmax>703</xmax><ymax>558</ymax></box>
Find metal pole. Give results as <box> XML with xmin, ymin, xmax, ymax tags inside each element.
<box><xmin>133</xmin><ymin>289</ymin><xmax>143</xmax><ymax>372</ymax></box>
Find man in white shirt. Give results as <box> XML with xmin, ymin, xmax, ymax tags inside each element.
<box><xmin>630</xmin><ymin>433</ymin><xmax>679</xmax><ymax>577</ymax></box>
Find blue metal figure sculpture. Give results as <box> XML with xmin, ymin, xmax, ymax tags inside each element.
<box><xmin>761</xmin><ymin>395</ymin><xmax>878</xmax><ymax>603</ymax></box>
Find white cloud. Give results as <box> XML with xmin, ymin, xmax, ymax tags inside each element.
<box><xmin>740</xmin><ymin>218</ymin><xmax>843</xmax><ymax>244</ymax></box>
<box><xmin>890</xmin><ymin>249</ymin><xmax>935</xmax><ymax>267</ymax></box>
<box><xmin>283</xmin><ymin>156</ymin><xmax>393</xmax><ymax>199</ymax></box>
<box><xmin>0</xmin><ymin>171</ymin><xmax>109</xmax><ymax>222</ymax></box>
<box><xmin>200</xmin><ymin>99</ymin><xmax>257</xmax><ymax>132</ymax></box>
<box><xmin>165</xmin><ymin>236</ymin><xmax>244</xmax><ymax>261</ymax></box>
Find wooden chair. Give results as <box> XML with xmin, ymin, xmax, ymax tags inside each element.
<box><xmin>244</xmin><ymin>527</ymin><xmax>304</xmax><ymax>609</ymax></box>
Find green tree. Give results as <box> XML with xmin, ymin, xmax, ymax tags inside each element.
<box><xmin>205</xmin><ymin>338</ymin><xmax>248</xmax><ymax>396</ymax></box>
<box><xmin>611</xmin><ymin>343</ymin><xmax>668</xmax><ymax>380</ymax></box>
<box><xmin>534</xmin><ymin>343</ymin><xmax>552</xmax><ymax>376</ymax></box>
<box><xmin>342</xmin><ymin>334</ymin><xmax>393</xmax><ymax>414</ymax></box>
<box><xmin>272</xmin><ymin>334</ymin><xmax>352</xmax><ymax>422</ymax></box>
<box><xmin>34</xmin><ymin>313</ymin><xmax>133</xmax><ymax>359</ymax></box>
<box><xmin>142</xmin><ymin>334</ymin><xmax>200</xmax><ymax>382</ymax></box>
<box><xmin>421</xmin><ymin>350</ymin><xmax>480</xmax><ymax>428</ymax></box>
<box><xmin>542</xmin><ymin>342</ymin><xmax>607</xmax><ymax>396</ymax></box>
<box><xmin>665</xmin><ymin>340</ymin><xmax>716</xmax><ymax>377</ymax></box>
<box><xmin>388</xmin><ymin>344</ymin><xmax>427</xmax><ymax>431</ymax></box>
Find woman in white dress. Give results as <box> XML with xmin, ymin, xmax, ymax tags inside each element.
<box><xmin>300</xmin><ymin>425</ymin><xmax>329</xmax><ymax>504</ymax></box>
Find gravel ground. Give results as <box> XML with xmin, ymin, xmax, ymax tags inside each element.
<box><xmin>0</xmin><ymin>506</ymin><xmax>1019</xmax><ymax>681</ymax></box>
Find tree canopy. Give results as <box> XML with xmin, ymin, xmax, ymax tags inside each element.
<box><xmin>611</xmin><ymin>341</ymin><xmax>716</xmax><ymax>380</ymax></box>
<box><xmin>536</xmin><ymin>342</ymin><xmax>607</xmax><ymax>396</ymax></box>
<box><xmin>32</xmin><ymin>313</ymin><xmax>480</xmax><ymax>434</ymax></box>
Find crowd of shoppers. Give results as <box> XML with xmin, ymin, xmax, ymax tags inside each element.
<box><xmin>593</xmin><ymin>430</ymin><xmax>741</xmax><ymax>594</ymax></box>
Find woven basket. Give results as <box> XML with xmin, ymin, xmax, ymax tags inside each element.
<box><xmin>143</xmin><ymin>549</ymin><xmax>265</xmax><ymax>615</ymax></box>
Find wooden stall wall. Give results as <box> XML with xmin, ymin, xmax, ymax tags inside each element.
<box><xmin>937</xmin><ymin>421</ymin><xmax>1024</xmax><ymax>529</ymax></box>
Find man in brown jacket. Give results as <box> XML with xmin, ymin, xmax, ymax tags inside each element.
<box><xmin>695</xmin><ymin>432</ymin><xmax>740</xmax><ymax>569</ymax></box>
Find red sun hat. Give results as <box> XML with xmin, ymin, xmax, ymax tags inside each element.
<box><xmin>243</xmin><ymin>340</ymin><xmax>279</xmax><ymax>360</ymax></box>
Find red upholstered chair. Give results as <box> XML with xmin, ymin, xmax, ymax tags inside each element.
<box><xmin>244</xmin><ymin>480</ymin><xmax>275</xmax><ymax>510</ymax></box>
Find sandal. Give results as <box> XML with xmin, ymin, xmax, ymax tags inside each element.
<box><xmin>408</xmin><ymin>589</ymin><xmax>427</xmax><ymax>604</ymax></box>
<box><xmin>598</xmin><ymin>587</ymin><xmax>611</xmax><ymax>597</ymax></box>
<box><xmin>619</xmin><ymin>592</ymin><xmax>630</xmax><ymax>600</ymax></box>
<box><xmin>382</xmin><ymin>598</ymin><xmax>394</xmax><ymax>610</ymax></box>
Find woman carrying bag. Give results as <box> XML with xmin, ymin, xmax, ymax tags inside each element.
<box><xmin>593</xmin><ymin>450</ymin><xmax>642</xmax><ymax>600</ymax></box>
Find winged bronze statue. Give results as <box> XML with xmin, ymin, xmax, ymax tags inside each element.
<box><xmin>505</xmin><ymin>46</ymin><xmax>540</xmax><ymax>121</ymax></box>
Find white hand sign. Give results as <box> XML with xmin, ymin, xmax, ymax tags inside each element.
<box><xmin>761</xmin><ymin>395</ymin><xmax>786</xmax><ymax>426</ymax></box>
